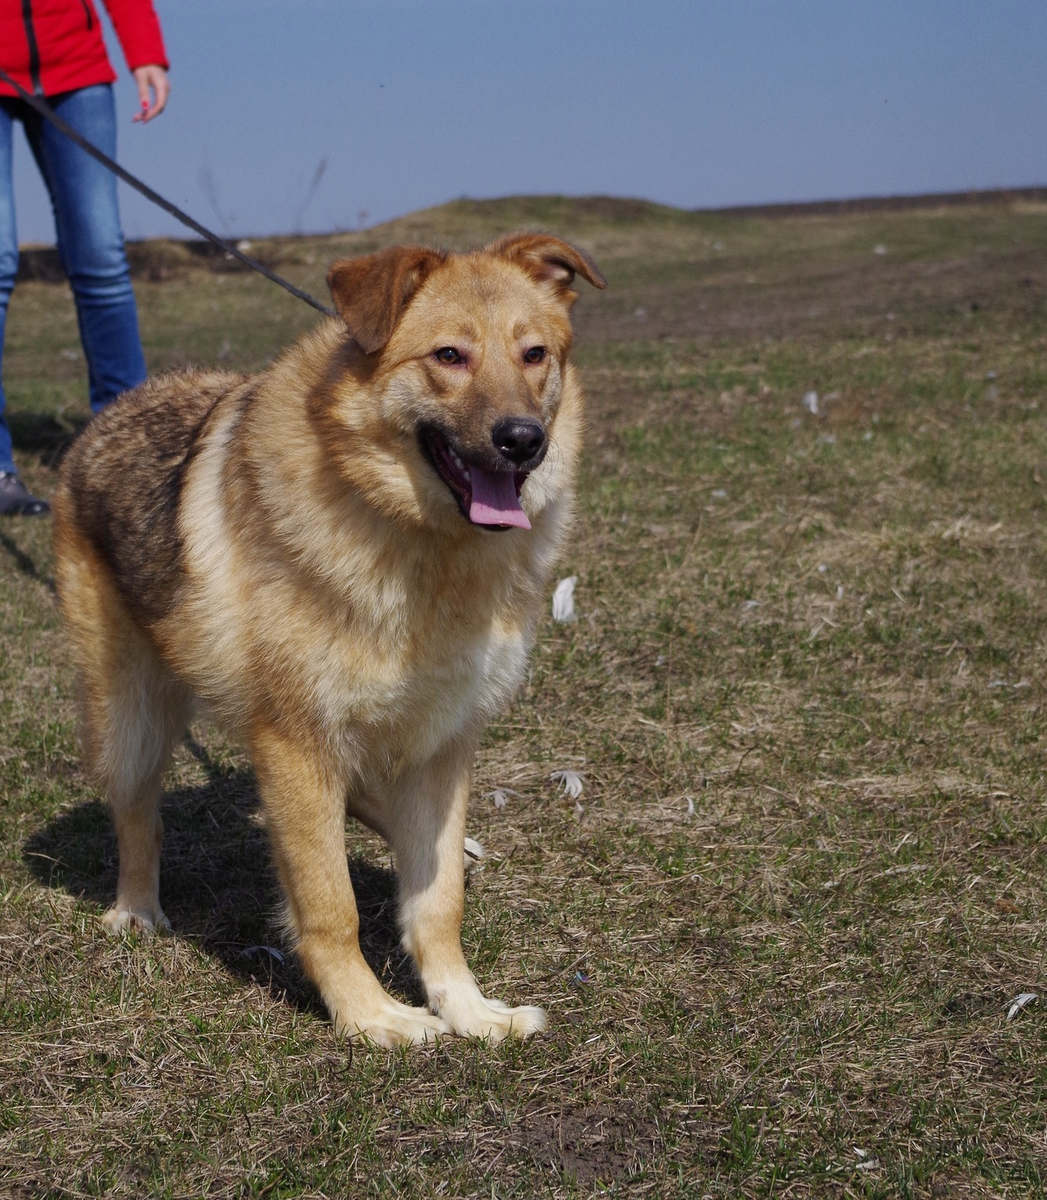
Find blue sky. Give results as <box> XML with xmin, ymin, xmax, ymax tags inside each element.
<box><xmin>12</xmin><ymin>0</ymin><xmax>1047</xmax><ymax>244</ymax></box>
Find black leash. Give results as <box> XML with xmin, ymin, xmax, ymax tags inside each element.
<box><xmin>0</xmin><ymin>65</ymin><xmax>336</xmax><ymax>318</ymax></box>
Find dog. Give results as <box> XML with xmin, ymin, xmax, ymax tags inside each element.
<box><xmin>52</xmin><ymin>233</ymin><xmax>605</xmax><ymax>1046</ymax></box>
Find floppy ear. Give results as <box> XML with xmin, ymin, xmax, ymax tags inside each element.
<box><xmin>488</xmin><ymin>233</ymin><xmax>607</xmax><ymax>293</ymax></box>
<box><xmin>327</xmin><ymin>245</ymin><xmax>448</xmax><ymax>354</ymax></box>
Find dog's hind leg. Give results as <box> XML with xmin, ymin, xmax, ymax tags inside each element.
<box><xmin>55</xmin><ymin>531</ymin><xmax>190</xmax><ymax>934</ymax></box>
<box><xmin>389</xmin><ymin>741</ymin><xmax>547</xmax><ymax>1042</ymax></box>
<box><xmin>89</xmin><ymin>634</ymin><xmax>192</xmax><ymax>935</ymax></box>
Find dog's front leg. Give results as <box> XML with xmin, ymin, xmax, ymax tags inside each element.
<box><xmin>390</xmin><ymin>742</ymin><xmax>547</xmax><ymax>1041</ymax></box>
<box><xmin>250</xmin><ymin>724</ymin><xmax>449</xmax><ymax>1047</ymax></box>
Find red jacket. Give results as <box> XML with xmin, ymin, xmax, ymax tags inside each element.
<box><xmin>0</xmin><ymin>0</ymin><xmax>168</xmax><ymax>98</ymax></box>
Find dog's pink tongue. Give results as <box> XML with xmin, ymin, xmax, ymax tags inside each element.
<box><xmin>469</xmin><ymin>466</ymin><xmax>530</xmax><ymax>529</ymax></box>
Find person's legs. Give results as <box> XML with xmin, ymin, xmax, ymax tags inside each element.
<box><xmin>25</xmin><ymin>85</ymin><xmax>146</xmax><ymax>413</ymax></box>
<box><xmin>0</xmin><ymin>98</ymin><xmax>48</xmax><ymax>515</ymax></box>
<box><xmin>0</xmin><ymin>99</ymin><xmax>20</xmax><ymax>475</ymax></box>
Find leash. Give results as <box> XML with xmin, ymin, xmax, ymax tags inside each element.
<box><xmin>0</xmin><ymin>65</ymin><xmax>336</xmax><ymax>318</ymax></box>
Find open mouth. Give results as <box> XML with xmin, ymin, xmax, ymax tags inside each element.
<box><xmin>421</xmin><ymin>428</ymin><xmax>534</xmax><ymax>530</ymax></box>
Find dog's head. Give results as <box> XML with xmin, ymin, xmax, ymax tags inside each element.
<box><xmin>322</xmin><ymin>234</ymin><xmax>605</xmax><ymax>533</ymax></box>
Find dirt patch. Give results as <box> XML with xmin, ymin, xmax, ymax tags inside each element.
<box><xmin>512</xmin><ymin>1102</ymin><xmax>663</xmax><ymax>1186</ymax></box>
<box><xmin>575</xmin><ymin>245</ymin><xmax>1045</xmax><ymax>345</ymax></box>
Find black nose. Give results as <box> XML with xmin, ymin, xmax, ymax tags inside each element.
<box><xmin>491</xmin><ymin>417</ymin><xmax>545</xmax><ymax>465</ymax></box>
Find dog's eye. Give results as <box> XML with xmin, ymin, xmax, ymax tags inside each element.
<box><xmin>523</xmin><ymin>346</ymin><xmax>546</xmax><ymax>365</ymax></box>
<box><xmin>434</xmin><ymin>347</ymin><xmax>463</xmax><ymax>365</ymax></box>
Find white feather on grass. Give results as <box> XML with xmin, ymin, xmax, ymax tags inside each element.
<box><xmin>241</xmin><ymin>945</ymin><xmax>284</xmax><ymax>963</ymax></box>
<box><xmin>463</xmin><ymin>837</ymin><xmax>485</xmax><ymax>873</ymax></box>
<box><xmin>552</xmin><ymin>576</ymin><xmax>578</xmax><ymax>622</ymax></box>
<box><xmin>550</xmin><ymin>769</ymin><xmax>584</xmax><ymax>799</ymax></box>
<box><xmin>489</xmin><ymin>787</ymin><xmax>520</xmax><ymax>809</ymax></box>
<box><xmin>1007</xmin><ymin>992</ymin><xmax>1038</xmax><ymax>1021</ymax></box>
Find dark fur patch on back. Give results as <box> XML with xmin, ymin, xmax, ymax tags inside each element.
<box><xmin>61</xmin><ymin>373</ymin><xmax>246</xmax><ymax>624</ymax></box>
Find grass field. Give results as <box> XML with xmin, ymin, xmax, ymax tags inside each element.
<box><xmin>2</xmin><ymin>192</ymin><xmax>1047</xmax><ymax>1198</ymax></box>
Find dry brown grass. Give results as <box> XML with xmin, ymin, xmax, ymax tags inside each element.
<box><xmin>2</xmin><ymin>194</ymin><xmax>1047</xmax><ymax>1197</ymax></box>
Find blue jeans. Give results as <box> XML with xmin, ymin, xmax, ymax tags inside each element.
<box><xmin>0</xmin><ymin>84</ymin><xmax>146</xmax><ymax>473</ymax></box>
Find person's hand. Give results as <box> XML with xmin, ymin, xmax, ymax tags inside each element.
<box><xmin>131</xmin><ymin>65</ymin><xmax>169</xmax><ymax>123</ymax></box>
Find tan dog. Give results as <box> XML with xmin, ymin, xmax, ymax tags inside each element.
<box><xmin>52</xmin><ymin>234</ymin><xmax>605</xmax><ymax>1046</ymax></box>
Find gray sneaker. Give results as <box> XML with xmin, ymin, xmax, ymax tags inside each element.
<box><xmin>0</xmin><ymin>472</ymin><xmax>50</xmax><ymax>516</ymax></box>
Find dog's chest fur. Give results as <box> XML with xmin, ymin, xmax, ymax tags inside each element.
<box><xmin>187</xmin><ymin>546</ymin><xmax>535</xmax><ymax>771</ymax></box>
<box><xmin>165</xmin><ymin>399</ymin><xmax>546</xmax><ymax>767</ymax></box>
<box><xmin>288</xmin><ymin>554</ymin><xmax>537</xmax><ymax>764</ymax></box>
<box><xmin>356</xmin><ymin>610</ymin><xmax>531</xmax><ymax>767</ymax></box>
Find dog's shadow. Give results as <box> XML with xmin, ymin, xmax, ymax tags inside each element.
<box><xmin>7</xmin><ymin>410</ymin><xmax>85</xmax><ymax>467</ymax></box>
<box><xmin>23</xmin><ymin>739</ymin><xmax>425</xmax><ymax>1017</ymax></box>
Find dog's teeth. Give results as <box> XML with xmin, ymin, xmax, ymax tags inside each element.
<box><xmin>463</xmin><ymin>469</ymin><xmax>471</xmax><ymax>481</ymax></box>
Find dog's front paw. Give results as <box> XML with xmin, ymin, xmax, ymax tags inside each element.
<box><xmin>334</xmin><ymin>998</ymin><xmax>450</xmax><ymax>1048</ymax></box>
<box><xmin>101</xmin><ymin>902</ymin><xmax>171</xmax><ymax>935</ymax></box>
<box><xmin>433</xmin><ymin>985</ymin><xmax>547</xmax><ymax>1042</ymax></box>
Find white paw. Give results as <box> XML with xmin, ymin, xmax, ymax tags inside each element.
<box><xmin>335</xmin><ymin>1000</ymin><xmax>450</xmax><ymax>1048</ymax></box>
<box><xmin>463</xmin><ymin>836</ymin><xmax>485</xmax><ymax>873</ymax></box>
<box><xmin>434</xmin><ymin>986</ymin><xmax>547</xmax><ymax>1041</ymax></box>
<box><xmin>101</xmin><ymin>903</ymin><xmax>171</xmax><ymax>936</ymax></box>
